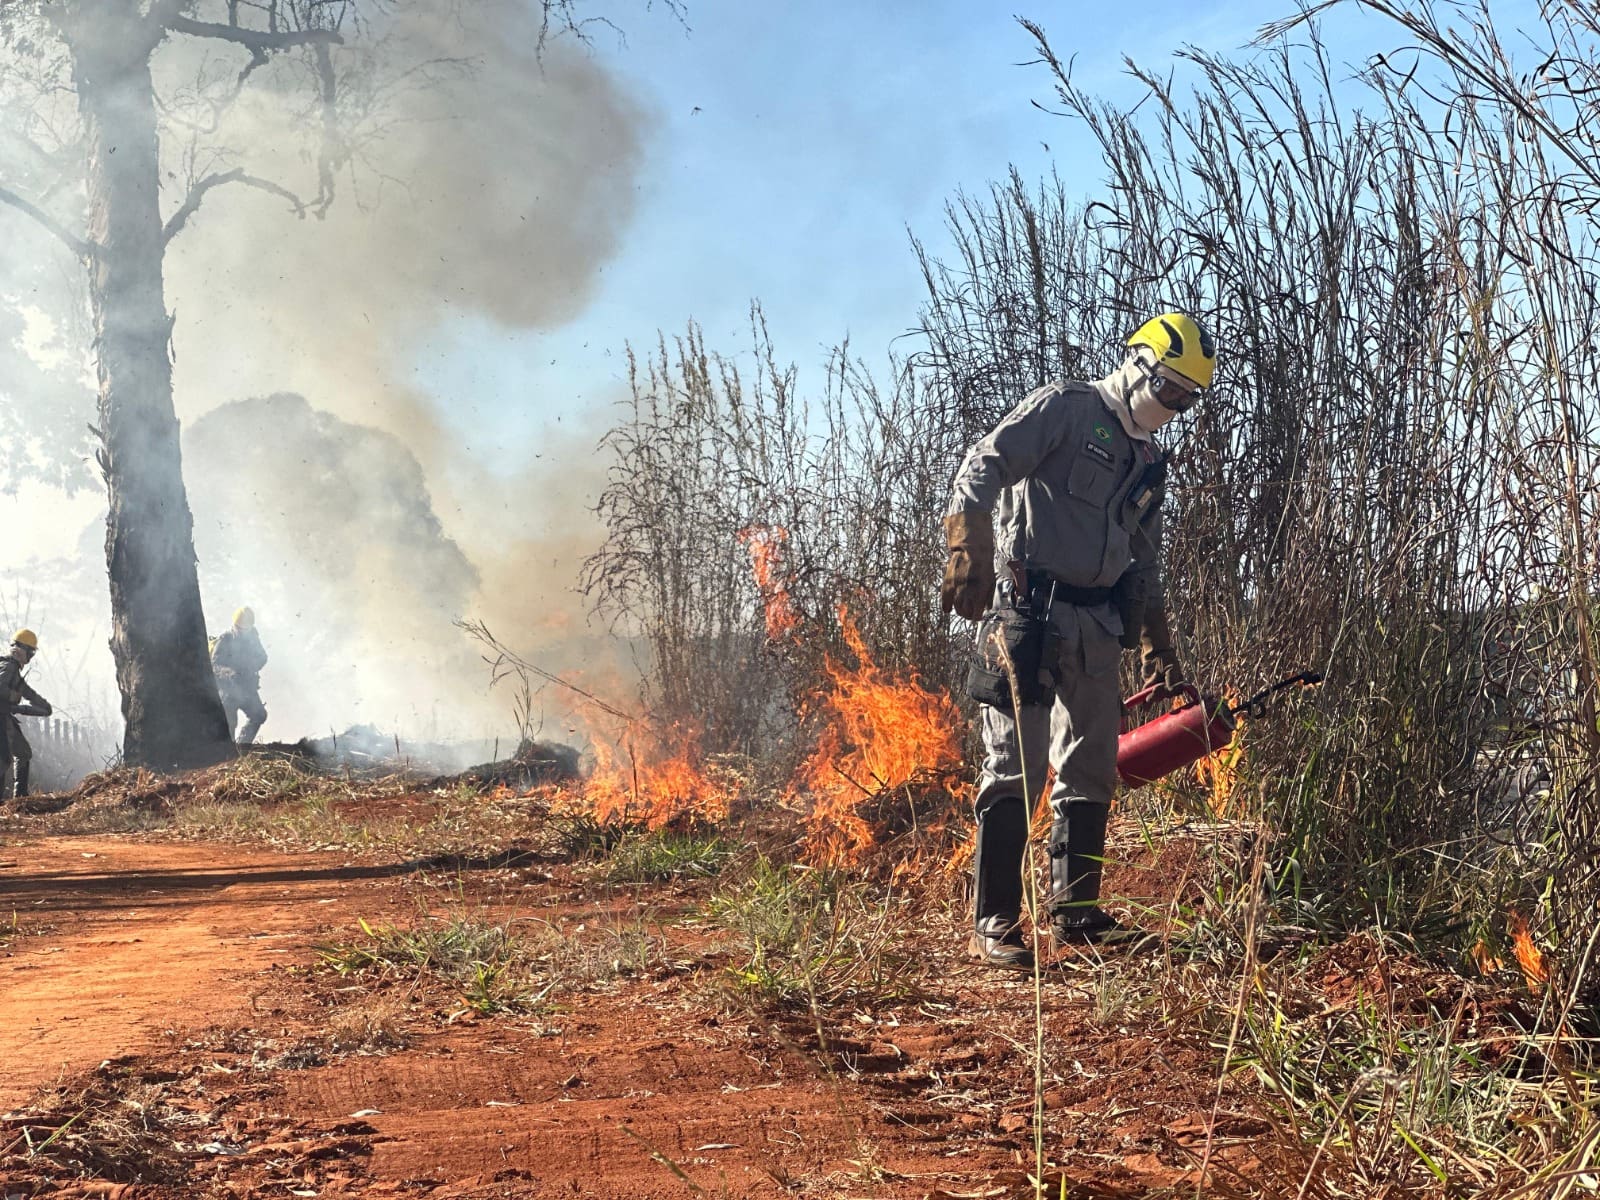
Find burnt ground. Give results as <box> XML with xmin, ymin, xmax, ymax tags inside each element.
<box><xmin>0</xmin><ymin>774</ymin><xmax>1522</xmax><ymax>1198</ymax></box>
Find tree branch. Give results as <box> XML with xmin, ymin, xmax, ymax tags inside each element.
<box><xmin>0</xmin><ymin>182</ymin><xmax>90</xmax><ymax>260</ymax></box>
<box><xmin>162</xmin><ymin>168</ymin><xmax>306</xmax><ymax>246</ymax></box>
<box><xmin>166</xmin><ymin>16</ymin><xmax>345</xmax><ymax>51</ymax></box>
<box><xmin>311</xmin><ymin>39</ymin><xmax>343</xmax><ymax>215</ymax></box>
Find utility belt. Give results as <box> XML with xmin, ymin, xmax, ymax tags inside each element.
<box><xmin>965</xmin><ymin>565</ymin><xmax>1126</xmax><ymax>710</ymax></box>
<box><xmin>1023</xmin><ymin>569</ymin><xmax>1113</xmax><ymax>609</ymax></box>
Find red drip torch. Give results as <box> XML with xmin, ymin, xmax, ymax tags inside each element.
<box><xmin>1117</xmin><ymin>671</ymin><xmax>1322</xmax><ymax>788</ymax></box>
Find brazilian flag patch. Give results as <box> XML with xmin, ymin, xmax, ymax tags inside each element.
<box><xmin>1093</xmin><ymin>422</ymin><xmax>1113</xmax><ymax>442</ymax></box>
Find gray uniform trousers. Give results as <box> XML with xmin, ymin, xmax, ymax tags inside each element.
<box><xmin>972</xmin><ymin>599</ymin><xmax>1122</xmax><ymax>935</ymax></box>
<box><xmin>0</xmin><ymin>716</ymin><xmax>27</xmax><ymax>798</ymax></box>
<box><xmin>220</xmin><ymin>683</ymin><xmax>268</xmax><ymax>745</ymax></box>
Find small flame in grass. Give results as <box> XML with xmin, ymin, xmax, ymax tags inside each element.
<box><xmin>796</xmin><ymin>605</ymin><xmax>967</xmax><ymax>866</ymax></box>
<box><xmin>1507</xmin><ymin>909</ymin><xmax>1549</xmax><ymax>993</ymax></box>
<box><xmin>1195</xmin><ymin>723</ymin><xmax>1245</xmax><ymax>817</ymax></box>
<box><xmin>1027</xmin><ymin>768</ymin><xmax>1057</xmax><ymax>844</ymax></box>
<box><xmin>1471</xmin><ymin>937</ymin><xmax>1505</xmax><ymax>977</ymax></box>
<box><xmin>581</xmin><ymin>721</ymin><xmax>733</xmax><ymax>830</ymax></box>
<box><xmin>737</xmin><ymin>525</ymin><xmax>802</xmax><ymax>641</ymax></box>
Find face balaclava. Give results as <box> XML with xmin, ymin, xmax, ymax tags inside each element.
<box><xmin>1093</xmin><ymin>350</ymin><xmax>1180</xmax><ymax>441</ymax></box>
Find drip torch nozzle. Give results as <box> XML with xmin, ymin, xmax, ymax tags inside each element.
<box><xmin>1237</xmin><ymin>670</ymin><xmax>1323</xmax><ymax>720</ymax></box>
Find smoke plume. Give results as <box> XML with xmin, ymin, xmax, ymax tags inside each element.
<box><xmin>153</xmin><ymin>0</ymin><xmax>653</xmax><ymax>743</ymax></box>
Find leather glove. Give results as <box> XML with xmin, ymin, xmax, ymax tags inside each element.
<box><xmin>1139</xmin><ymin>605</ymin><xmax>1185</xmax><ymax>696</ymax></box>
<box><xmin>940</xmin><ymin>510</ymin><xmax>996</xmax><ymax>621</ymax></box>
<box><xmin>1112</xmin><ymin>571</ymin><xmax>1148</xmax><ymax>651</ymax></box>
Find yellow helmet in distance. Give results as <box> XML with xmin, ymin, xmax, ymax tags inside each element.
<box><xmin>1127</xmin><ymin>312</ymin><xmax>1217</xmax><ymax>389</ymax></box>
<box><xmin>11</xmin><ymin>629</ymin><xmax>38</xmax><ymax>651</ymax></box>
<box><xmin>232</xmin><ymin>607</ymin><xmax>256</xmax><ymax>630</ymax></box>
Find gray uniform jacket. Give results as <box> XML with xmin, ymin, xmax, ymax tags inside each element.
<box><xmin>0</xmin><ymin>659</ymin><xmax>22</xmax><ymax>710</ymax></box>
<box><xmin>0</xmin><ymin>659</ymin><xmax>20</xmax><ymax>761</ymax></box>
<box><xmin>947</xmin><ymin>380</ymin><xmax>1166</xmax><ymax>612</ymax></box>
<box><xmin>212</xmin><ymin>628</ymin><xmax>268</xmax><ymax>694</ymax></box>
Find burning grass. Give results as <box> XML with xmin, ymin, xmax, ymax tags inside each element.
<box><xmin>14</xmin><ymin>716</ymin><xmax>1598</xmax><ymax>1198</ymax></box>
<box><xmin>793</xmin><ymin>607</ymin><xmax>968</xmax><ymax>867</ymax></box>
<box><xmin>1195</xmin><ymin>724</ymin><xmax>1247</xmax><ymax>819</ymax></box>
<box><xmin>574</xmin><ymin>722</ymin><xmax>741</xmax><ymax>831</ymax></box>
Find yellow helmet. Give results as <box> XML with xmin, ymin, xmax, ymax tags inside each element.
<box><xmin>11</xmin><ymin>629</ymin><xmax>37</xmax><ymax>651</ymax></box>
<box><xmin>232</xmin><ymin>607</ymin><xmax>255</xmax><ymax>630</ymax></box>
<box><xmin>1128</xmin><ymin>312</ymin><xmax>1217</xmax><ymax>389</ymax></box>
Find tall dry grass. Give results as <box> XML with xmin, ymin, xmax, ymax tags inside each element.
<box><xmin>583</xmin><ymin>4</ymin><xmax>1600</xmax><ymax>1019</ymax></box>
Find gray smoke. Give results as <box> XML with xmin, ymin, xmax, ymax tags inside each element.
<box><xmin>155</xmin><ymin>0</ymin><xmax>652</xmax><ymax>742</ymax></box>
<box><xmin>0</xmin><ymin>0</ymin><xmax>654</xmax><ymax>752</ymax></box>
<box><xmin>185</xmin><ymin>394</ymin><xmax>480</xmax><ymax>737</ymax></box>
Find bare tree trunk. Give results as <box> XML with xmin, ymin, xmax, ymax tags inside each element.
<box><xmin>67</xmin><ymin>1</ymin><xmax>234</xmax><ymax>769</ymax></box>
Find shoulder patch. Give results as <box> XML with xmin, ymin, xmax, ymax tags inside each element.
<box><xmin>1092</xmin><ymin>421</ymin><xmax>1113</xmax><ymax>443</ymax></box>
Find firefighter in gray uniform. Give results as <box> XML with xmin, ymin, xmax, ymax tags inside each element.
<box><xmin>0</xmin><ymin>629</ymin><xmax>52</xmax><ymax>800</ymax></box>
<box><xmin>212</xmin><ymin>607</ymin><xmax>269</xmax><ymax>745</ymax></box>
<box><xmin>941</xmin><ymin>312</ymin><xmax>1216</xmax><ymax>969</ymax></box>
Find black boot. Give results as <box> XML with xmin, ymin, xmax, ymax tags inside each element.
<box><xmin>1047</xmin><ymin>803</ymin><xmax>1129</xmax><ymax>945</ymax></box>
<box><xmin>967</xmin><ymin>915</ymin><xmax>1035</xmax><ymax>970</ymax></box>
<box><xmin>968</xmin><ymin>797</ymin><xmax>1033</xmax><ymax>970</ymax></box>
<box><xmin>13</xmin><ymin>760</ymin><xmax>28</xmax><ymax>799</ymax></box>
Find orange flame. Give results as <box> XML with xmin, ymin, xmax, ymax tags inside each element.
<box><xmin>794</xmin><ymin>605</ymin><xmax>967</xmax><ymax>865</ymax></box>
<box><xmin>1191</xmin><ymin>691</ymin><xmax>1244</xmax><ymax>816</ymax></box>
<box><xmin>1507</xmin><ymin>909</ymin><xmax>1548</xmax><ymax>993</ymax></box>
<box><xmin>1470</xmin><ymin>937</ymin><xmax>1505</xmax><ymax>977</ymax></box>
<box><xmin>737</xmin><ymin>525</ymin><xmax>802</xmax><ymax>641</ymax></box>
<box><xmin>1195</xmin><ymin>733</ymin><xmax>1246</xmax><ymax>818</ymax></box>
<box><xmin>579</xmin><ymin>721</ymin><xmax>733</xmax><ymax>830</ymax></box>
<box><xmin>1028</xmin><ymin>768</ymin><xmax>1057</xmax><ymax>843</ymax></box>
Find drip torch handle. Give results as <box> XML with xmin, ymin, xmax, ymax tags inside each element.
<box><xmin>1123</xmin><ymin>682</ymin><xmax>1201</xmax><ymax>713</ymax></box>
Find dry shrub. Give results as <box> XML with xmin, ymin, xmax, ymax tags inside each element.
<box><xmin>327</xmin><ymin>993</ymin><xmax>410</xmax><ymax>1053</ymax></box>
<box><xmin>582</xmin><ymin>310</ymin><xmax>965</xmax><ymax>768</ymax></box>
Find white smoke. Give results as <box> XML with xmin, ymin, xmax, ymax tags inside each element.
<box><xmin>147</xmin><ymin>0</ymin><xmax>655</xmax><ymax>743</ymax></box>
<box><xmin>0</xmin><ymin>0</ymin><xmax>657</xmax><ymax>758</ymax></box>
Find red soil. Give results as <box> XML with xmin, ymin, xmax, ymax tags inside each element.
<box><xmin>0</xmin><ymin>805</ymin><xmax>1427</xmax><ymax>1198</ymax></box>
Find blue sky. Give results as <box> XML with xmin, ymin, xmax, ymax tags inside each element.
<box><xmin>413</xmin><ymin>0</ymin><xmax>1400</xmax><ymax>447</ymax></box>
<box><xmin>12</xmin><ymin>0</ymin><xmax>1552</xmax><ymax>557</ymax></box>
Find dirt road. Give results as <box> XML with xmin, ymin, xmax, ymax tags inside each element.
<box><xmin>0</xmin><ymin>837</ymin><xmax>421</xmax><ymax>1110</ymax></box>
<box><xmin>2</xmin><ymin>831</ymin><xmax>1097</xmax><ymax>1198</ymax></box>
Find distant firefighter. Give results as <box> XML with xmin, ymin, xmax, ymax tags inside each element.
<box><xmin>0</xmin><ymin>629</ymin><xmax>54</xmax><ymax>799</ymax></box>
<box><xmin>212</xmin><ymin>607</ymin><xmax>269</xmax><ymax>745</ymax></box>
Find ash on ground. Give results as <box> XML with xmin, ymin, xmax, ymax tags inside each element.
<box><xmin>273</xmin><ymin>725</ymin><xmax>580</xmax><ymax>786</ymax></box>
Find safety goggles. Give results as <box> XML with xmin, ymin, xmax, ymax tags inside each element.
<box><xmin>1134</xmin><ymin>357</ymin><xmax>1204</xmax><ymax>412</ymax></box>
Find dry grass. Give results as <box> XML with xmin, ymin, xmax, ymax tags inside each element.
<box><xmin>315</xmin><ymin>901</ymin><xmax>667</xmax><ymax>1016</ymax></box>
<box><xmin>326</xmin><ymin>993</ymin><xmax>411</xmax><ymax>1053</ymax></box>
<box><xmin>0</xmin><ymin>1070</ymin><xmax>192</xmax><ymax>1185</ymax></box>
